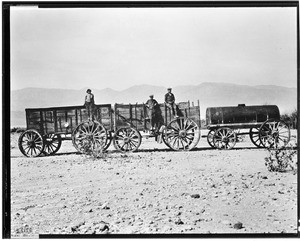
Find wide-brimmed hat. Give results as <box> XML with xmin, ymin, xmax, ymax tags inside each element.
<box><xmin>167</xmin><ymin>88</ymin><xmax>172</xmax><ymax>90</ymax></box>
<box><xmin>149</xmin><ymin>94</ymin><xmax>154</xmax><ymax>97</ymax></box>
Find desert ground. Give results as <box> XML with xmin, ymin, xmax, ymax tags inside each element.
<box><xmin>10</xmin><ymin>129</ymin><xmax>298</xmax><ymax>237</ymax></box>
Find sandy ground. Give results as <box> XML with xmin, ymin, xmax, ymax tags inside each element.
<box><xmin>10</xmin><ymin>130</ymin><xmax>298</xmax><ymax>237</ymax></box>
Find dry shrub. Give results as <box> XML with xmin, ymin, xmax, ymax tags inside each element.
<box><xmin>11</xmin><ymin>127</ymin><xmax>26</xmax><ymax>133</ymax></box>
<box><xmin>264</xmin><ymin>143</ymin><xmax>297</xmax><ymax>173</ymax></box>
<box><xmin>82</xmin><ymin>141</ymin><xmax>107</xmax><ymax>159</ymax></box>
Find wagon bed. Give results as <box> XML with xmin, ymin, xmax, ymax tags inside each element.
<box><xmin>112</xmin><ymin>101</ymin><xmax>201</xmax><ymax>151</ymax></box>
<box><xmin>25</xmin><ymin>104</ymin><xmax>113</xmax><ymax>136</ymax></box>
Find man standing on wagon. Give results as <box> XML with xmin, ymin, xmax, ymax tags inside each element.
<box><xmin>145</xmin><ymin>94</ymin><xmax>159</xmax><ymax>131</ymax></box>
<box><xmin>165</xmin><ymin>87</ymin><xmax>178</xmax><ymax>117</ymax></box>
<box><xmin>84</xmin><ymin>89</ymin><xmax>95</xmax><ymax>120</ymax></box>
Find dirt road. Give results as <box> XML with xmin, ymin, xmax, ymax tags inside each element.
<box><xmin>10</xmin><ymin>131</ymin><xmax>298</xmax><ymax>237</ymax></box>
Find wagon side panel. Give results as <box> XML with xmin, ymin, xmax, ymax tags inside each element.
<box><xmin>26</xmin><ymin>109</ymin><xmax>43</xmax><ymax>133</ymax></box>
<box><xmin>41</xmin><ymin>110</ymin><xmax>55</xmax><ymax>134</ymax></box>
<box><xmin>114</xmin><ymin>104</ymin><xmax>145</xmax><ymax>131</ymax></box>
<box><xmin>94</xmin><ymin>105</ymin><xmax>113</xmax><ymax>131</ymax></box>
<box><xmin>55</xmin><ymin>109</ymin><xmax>76</xmax><ymax>134</ymax></box>
<box><xmin>188</xmin><ymin>106</ymin><xmax>201</xmax><ymax>127</ymax></box>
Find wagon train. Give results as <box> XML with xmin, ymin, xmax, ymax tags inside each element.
<box><xmin>205</xmin><ymin>104</ymin><xmax>290</xmax><ymax>150</ymax></box>
<box><xmin>18</xmin><ymin>101</ymin><xmax>201</xmax><ymax>157</ymax></box>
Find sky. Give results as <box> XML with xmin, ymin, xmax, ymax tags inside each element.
<box><xmin>10</xmin><ymin>6</ymin><xmax>297</xmax><ymax>91</ymax></box>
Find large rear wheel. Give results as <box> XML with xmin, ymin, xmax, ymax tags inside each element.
<box><xmin>259</xmin><ymin>119</ymin><xmax>290</xmax><ymax>149</ymax></box>
<box><xmin>163</xmin><ymin>117</ymin><xmax>200</xmax><ymax>151</ymax></box>
<box><xmin>72</xmin><ymin>121</ymin><xmax>108</xmax><ymax>155</ymax></box>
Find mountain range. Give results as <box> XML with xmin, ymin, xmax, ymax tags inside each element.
<box><xmin>10</xmin><ymin>82</ymin><xmax>297</xmax><ymax>127</ymax></box>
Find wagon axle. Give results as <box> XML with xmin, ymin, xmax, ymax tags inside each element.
<box><xmin>27</xmin><ymin>140</ymin><xmax>36</xmax><ymax>148</ymax></box>
<box><xmin>179</xmin><ymin>130</ymin><xmax>187</xmax><ymax>138</ymax></box>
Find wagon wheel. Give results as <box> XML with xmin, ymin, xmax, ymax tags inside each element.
<box><xmin>103</xmin><ymin>131</ymin><xmax>112</xmax><ymax>151</ymax></box>
<box><xmin>207</xmin><ymin>129</ymin><xmax>216</xmax><ymax>148</ymax></box>
<box><xmin>18</xmin><ymin>129</ymin><xmax>44</xmax><ymax>157</ymax></box>
<box><xmin>163</xmin><ymin>117</ymin><xmax>200</xmax><ymax>151</ymax></box>
<box><xmin>43</xmin><ymin>134</ymin><xmax>62</xmax><ymax>155</ymax></box>
<box><xmin>249</xmin><ymin>127</ymin><xmax>264</xmax><ymax>148</ymax></box>
<box><xmin>213</xmin><ymin>127</ymin><xmax>236</xmax><ymax>150</ymax></box>
<box><xmin>162</xmin><ymin>133</ymin><xmax>171</xmax><ymax>149</ymax></box>
<box><xmin>113</xmin><ymin>127</ymin><xmax>142</xmax><ymax>152</ymax></box>
<box><xmin>259</xmin><ymin>119</ymin><xmax>290</xmax><ymax>149</ymax></box>
<box><xmin>72</xmin><ymin>121</ymin><xmax>108</xmax><ymax>154</ymax></box>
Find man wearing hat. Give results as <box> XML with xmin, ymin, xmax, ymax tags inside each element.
<box><xmin>145</xmin><ymin>95</ymin><xmax>159</xmax><ymax>131</ymax></box>
<box><xmin>84</xmin><ymin>89</ymin><xmax>95</xmax><ymax>120</ymax></box>
<box><xmin>165</xmin><ymin>87</ymin><xmax>178</xmax><ymax>117</ymax></box>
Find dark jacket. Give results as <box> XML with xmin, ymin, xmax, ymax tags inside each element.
<box><xmin>146</xmin><ymin>99</ymin><xmax>158</xmax><ymax>110</ymax></box>
<box><xmin>165</xmin><ymin>93</ymin><xmax>175</xmax><ymax>104</ymax></box>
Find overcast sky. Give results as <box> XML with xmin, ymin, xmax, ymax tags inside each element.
<box><xmin>10</xmin><ymin>6</ymin><xmax>297</xmax><ymax>91</ymax></box>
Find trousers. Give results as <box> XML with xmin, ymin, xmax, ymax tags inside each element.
<box><xmin>85</xmin><ymin>102</ymin><xmax>94</xmax><ymax>119</ymax></box>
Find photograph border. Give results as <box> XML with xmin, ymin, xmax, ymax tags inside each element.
<box><xmin>3</xmin><ymin>1</ymin><xmax>299</xmax><ymax>238</ymax></box>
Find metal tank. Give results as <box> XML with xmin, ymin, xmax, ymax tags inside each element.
<box><xmin>206</xmin><ymin>104</ymin><xmax>280</xmax><ymax>129</ymax></box>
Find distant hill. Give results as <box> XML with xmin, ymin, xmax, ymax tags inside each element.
<box><xmin>11</xmin><ymin>83</ymin><xmax>297</xmax><ymax>127</ymax></box>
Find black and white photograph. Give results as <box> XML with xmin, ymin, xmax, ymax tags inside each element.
<box><xmin>4</xmin><ymin>1</ymin><xmax>298</xmax><ymax>238</ymax></box>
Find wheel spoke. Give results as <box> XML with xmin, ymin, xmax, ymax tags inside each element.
<box><xmin>186</xmin><ymin>125</ymin><xmax>197</xmax><ymax>132</ymax></box>
<box><xmin>130</xmin><ymin>140</ymin><xmax>137</xmax><ymax>148</ymax></box>
<box><xmin>116</xmin><ymin>135</ymin><xmax>125</xmax><ymax>140</ymax></box>
<box><xmin>87</xmin><ymin>123</ymin><xmax>92</xmax><ymax>133</ymax></box>
<box><xmin>91</xmin><ymin>125</ymin><xmax>100</xmax><ymax>134</ymax></box>
<box><xmin>179</xmin><ymin>139</ymin><xmax>185</xmax><ymax>150</ymax></box>
<box><xmin>25</xmin><ymin>147</ymin><xmax>31</xmax><ymax>155</ymax></box>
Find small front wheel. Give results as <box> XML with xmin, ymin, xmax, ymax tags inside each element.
<box><xmin>113</xmin><ymin>127</ymin><xmax>141</xmax><ymax>152</ymax></box>
<box><xmin>103</xmin><ymin>131</ymin><xmax>112</xmax><ymax>151</ymax></box>
<box><xmin>213</xmin><ymin>127</ymin><xmax>236</xmax><ymax>150</ymax></box>
<box><xmin>207</xmin><ymin>129</ymin><xmax>216</xmax><ymax>148</ymax></box>
<box><xmin>249</xmin><ymin>127</ymin><xmax>264</xmax><ymax>148</ymax></box>
<box><xmin>18</xmin><ymin>130</ymin><xmax>44</xmax><ymax>157</ymax></box>
<box><xmin>43</xmin><ymin>134</ymin><xmax>62</xmax><ymax>155</ymax></box>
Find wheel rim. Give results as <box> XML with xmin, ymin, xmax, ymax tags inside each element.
<box><xmin>207</xmin><ymin>130</ymin><xmax>216</xmax><ymax>148</ymax></box>
<box><xmin>18</xmin><ymin>130</ymin><xmax>44</xmax><ymax>157</ymax></box>
<box><xmin>249</xmin><ymin>127</ymin><xmax>264</xmax><ymax>148</ymax></box>
<box><xmin>213</xmin><ymin>128</ymin><xmax>236</xmax><ymax>150</ymax></box>
<box><xmin>113</xmin><ymin>127</ymin><xmax>141</xmax><ymax>152</ymax></box>
<box><xmin>72</xmin><ymin>121</ymin><xmax>107</xmax><ymax>154</ymax></box>
<box><xmin>164</xmin><ymin>117</ymin><xmax>200</xmax><ymax>151</ymax></box>
<box><xmin>259</xmin><ymin>120</ymin><xmax>290</xmax><ymax>149</ymax></box>
<box><xmin>43</xmin><ymin>134</ymin><xmax>62</xmax><ymax>155</ymax></box>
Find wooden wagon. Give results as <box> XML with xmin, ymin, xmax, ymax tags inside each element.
<box><xmin>18</xmin><ymin>101</ymin><xmax>201</xmax><ymax>157</ymax></box>
<box><xmin>112</xmin><ymin>101</ymin><xmax>201</xmax><ymax>152</ymax></box>
<box><xmin>18</xmin><ymin>104</ymin><xmax>113</xmax><ymax>157</ymax></box>
<box><xmin>205</xmin><ymin>104</ymin><xmax>290</xmax><ymax>149</ymax></box>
